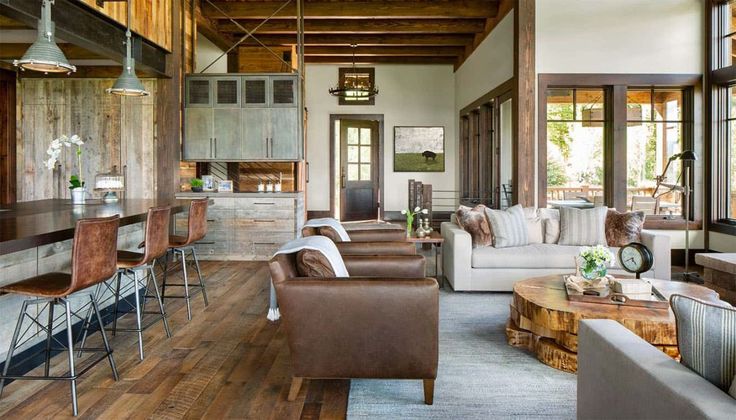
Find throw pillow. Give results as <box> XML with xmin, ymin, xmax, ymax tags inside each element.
<box><xmin>296</xmin><ymin>249</ymin><xmax>336</xmax><ymax>277</ymax></box>
<box><xmin>539</xmin><ymin>207</ymin><xmax>560</xmax><ymax>221</ymax></box>
<box><xmin>558</xmin><ymin>206</ymin><xmax>608</xmax><ymax>246</ymax></box>
<box><xmin>731</xmin><ymin>376</ymin><xmax>736</xmax><ymax>399</ymax></box>
<box><xmin>485</xmin><ymin>205</ymin><xmax>529</xmax><ymax>248</ymax></box>
<box><xmin>671</xmin><ymin>294</ymin><xmax>736</xmax><ymax>393</ymax></box>
<box><xmin>522</xmin><ymin>207</ymin><xmax>538</xmax><ymax>219</ymax></box>
<box><xmin>455</xmin><ymin>205</ymin><xmax>493</xmax><ymax>248</ymax></box>
<box><xmin>527</xmin><ymin>217</ymin><xmax>543</xmax><ymax>244</ymax></box>
<box><xmin>318</xmin><ymin>226</ymin><xmax>346</xmax><ymax>243</ymax></box>
<box><xmin>605</xmin><ymin>210</ymin><xmax>645</xmax><ymax>247</ymax></box>
<box><xmin>543</xmin><ymin>218</ymin><xmax>560</xmax><ymax>244</ymax></box>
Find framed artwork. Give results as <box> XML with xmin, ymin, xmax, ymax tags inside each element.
<box><xmin>393</xmin><ymin>126</ymin><xmax>445</xmax><ymax>172</ymax></box>
<box><xmin>201</xmin><ymin>175</ymin><xmax>216</xmax><ymax>192</ymax></box>
<box><xmin>218</xmin><ymin>180</ymin><xmax>233</xmax><ymax>193</ymax></box>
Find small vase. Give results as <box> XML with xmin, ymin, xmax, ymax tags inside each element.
<box><xmin>70</xmin><ymin>187</ymin><xmax>86</xmax><ymax>204</ymax></box>
<box><xmin>581</xmin><ymin>263</ymin><xmax>607</xmax><ymax>280</ymax></box>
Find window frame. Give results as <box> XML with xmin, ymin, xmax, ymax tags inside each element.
<box><xmin>538</xmin><ymin>74</ymin><xmax>701</xmax><ymax>229</ymax></box>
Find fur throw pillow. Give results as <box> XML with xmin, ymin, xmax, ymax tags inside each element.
<box><xmin>605</xmin><ymin>210</ymin><xmax>645</xmax><ymax>247</ymax></box>
<box><xmin>456</xmin><ymin>205</ymin><xmax>493</xmax><ymax>248</ymax></box>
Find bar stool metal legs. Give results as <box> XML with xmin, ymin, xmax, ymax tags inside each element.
<box><xmin>160</xmin><ymin>246</ymin><xmax>208</xmax><ymax>321</ymax></box>
<box><xmin>0</xmin><ymin>295</ymin><xmax>118</xmax><ymax>416</ymax></box>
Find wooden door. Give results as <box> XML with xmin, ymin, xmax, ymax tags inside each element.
<box><xmin>183</xmin><ymin>108</ymin><xmax>213</xmax><ymax>160</ymax></box>
<box><xmin>339</xmin><ymin>120</ymin><xmax>379</xmax><ymax>221</ymax></box>
<box><xmin>269</xmin><ymin>108</ymin><xmax>298</xmax><ymax>160</ymax></box>
<box><xmin>242</xmin><ymin>108</ymin><xmax>268</xmax><ymax>159</ymax></box>
<box><xmin>213</xmin><ymin>108</ymin><xmax>242</xmax><ymax>160</ymax></box>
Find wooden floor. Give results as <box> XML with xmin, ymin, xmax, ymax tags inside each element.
<box><xmin>0</xmin><ymin>261</ymin><xmax>350</xmax><ymax>419</ymax></box>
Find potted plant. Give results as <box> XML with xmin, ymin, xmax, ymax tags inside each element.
<box><xmin>44</xmin><ymin>134</ymin><xmax>86</xmax><ymax>203</ymax></box>
<box><xmin>578</xmin><ymin>245</ymin><xmax>615</xmax><ymax>280</ymax></box>
<box><xmin>400</xmin><ymin>206</ymin><xmax>429</xmax><ymax>237</ymax></box>
<box><xmin>190</xmin><ymin>178</ymin><xmax>204</xmax><ymax>193</ymax></box>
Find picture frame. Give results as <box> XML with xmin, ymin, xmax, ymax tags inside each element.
<box><xmin>218</xmin><ymin>180</ymin><xmax>233</xmax><ymax>193</ymax></box>
<box><xmin>393</xmin><ymin>126</ymin><xmax>445</xmax><ymax>172</ymax></box>
<box><xmin>201</xmin><ymin>175</ymin><xmax>216</xmax><ymax>192</ymax></box>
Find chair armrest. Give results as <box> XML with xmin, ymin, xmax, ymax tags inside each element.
<box><xmin>441</xmin><ymin>222</ymin><xmax>472</xmax><ymax>290</ymax></box>
<box><xmin>336</xmin><ymin>241</ymin><xmax>416</xmax><ymax>256</ymax></box>
<box><xmin>343</xmin><ymin>255</ymin><xmax>426</xmax><ymax>278</ymax></box>
<box><xmin>348</xmin><ymin>229</ymin><xmax>407</xmax><ymax>242</ymax></box>
<box><xmin>578</xmin><ymin>320</ymin><xmax>736</xmax><ymax>420</ymax></box>
<box><xmin>640</xmin><ymin>229</ymin><xmax>671</xmax><ymax>280</ymax></box>
<box><xmin>276</xmin><ymin>278</ymin><xmax>439</xmax><ymax>379</ymax></box>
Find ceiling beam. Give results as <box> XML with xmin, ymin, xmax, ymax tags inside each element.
<box><xmin>0</xmin><ymin>43</ymin><xmax>104</xmax><ymax>60</ymax></box>
<box><xmin>218</xmin><ymin>19</ymin><xmax>487</xmax><ymax>34</ymax></box>
<box><xmin>195</xmin><ymin>4</ymin><xmax>236</xmax><ymax>52</ymax></box>
<box><xmin>16</xmin><ymin>66</ymin><xmax>156</xmax><ymax>78</ymax></box>
<box><xmin>306</xmin><ymin>56</ymin><xmax>456</xmax><ymax>65</ymax></box>
<box><xmin>231</xmin><ymin>33</ymin><xmax>476</xmax><ymax>46</ymax></box>
<box><xmin>0</xmin><ymin>15</ymin><xmax>28</xmax><ymax>29</ymax></box>
<box><xmin>457</xmin><ymin>0</ymin><xmax>513</xmax><ymax>68</ymax></box>
<box><xmin>304</xmin><ymin>45</ymin><xmax>465</xmax><ymax>57</ymax></box>
<box><xmin>203</xmin><ymin>1</ymin><xmax>499</xmax><ymax>19</ymax></box>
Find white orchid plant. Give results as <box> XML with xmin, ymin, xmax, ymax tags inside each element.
<box><xmin>401</xmin><ymin>206</ymin><xmax>429</xmax><ymax>232</ymax></box>
<box><xmin>45</xmin><ymin>134</ymin><xmax>85</xmax><ymax>189</ymax></box>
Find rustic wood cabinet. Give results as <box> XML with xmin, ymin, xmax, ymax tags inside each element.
<box><xmin>174</xmin><ymin>193</ymin><xmax>305</xmax><ymax>260</ymax></box>
<box><xmin>183</xmin><ymin>74</ymin><xmax>301</xmax><ymax>162</ymax></box>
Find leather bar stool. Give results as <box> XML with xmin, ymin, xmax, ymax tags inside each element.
<box><xmin>0</xmin><ymin>216</ymin><xmax>120</xmax><ymax>416</ymax></box>
<box><xmin>160</xmin><ymin>198</ymin><xmax>209</xmax><ymax>320</ymax></box>
<box><xmin>79</xmin><ymin>206</ymin><xmax>172</xmax><ymax>361</ymax></box>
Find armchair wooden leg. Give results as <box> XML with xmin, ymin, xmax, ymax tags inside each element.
<box><xmin>288</xmin><ymin>377</ymin><xmax>304</xmax><ymax>401</ymax></box>
<box><xmin>423</xmin><ymin>379</ymin><xmax>435</xmax><ymax>405</ymax></box>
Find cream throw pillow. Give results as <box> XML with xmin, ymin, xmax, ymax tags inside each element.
<box><xmin>485</xmin><ymin>205</ymin><xmax>529</xmax><ymax>248</ymax></box>
<box><xmin>543</xmin><ymin>218</ymin><xmax>560</xmax><ymax>244</ymax></box>
<box><xmin>558</xmin><ymin>206</ymin><xmax>608</xmax><ymax>246</ymax></box>
<box><xmin>527</xmin><ymin>217</ymin><xmax>543</xmax><ymax>244</ymax></box>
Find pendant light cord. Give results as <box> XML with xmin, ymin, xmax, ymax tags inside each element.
<box><xmin>125</xmin><ymin>0</ymin><xmax>132</xmax><ymax>73</ymax></box>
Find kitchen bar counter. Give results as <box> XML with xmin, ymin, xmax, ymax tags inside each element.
<box><xmin>0</xmin><ymin>199</ymin><xmax>189</xmax><ymax>256</ymax></box>
<box><xmin>174</xmin><ymin>191</ymin><xmax>304</xmax><ymax>198</ymax></box>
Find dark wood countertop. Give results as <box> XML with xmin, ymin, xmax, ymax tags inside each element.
<box><xmin>0</xmin><ymin>199</ymin><xmax>190</xmax><ymax>256</ymax></box>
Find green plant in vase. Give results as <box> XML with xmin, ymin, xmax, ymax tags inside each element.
<box><xmin>44</xmin><ymin>134</ymin><xmax>86</xmax><ymax>203</ymax></box>
<box><xmin>190</xmin><ymin>178</ymin><xmax>204</xmax><ymax>192</ymax></box>
<box><xmin>578</xmin><ymin>245</ymin><xmax>614</xmax><ymax>280</ymax></box>
<box><xmin>400</xmin><ymin>206</ymin><xmax>429</xmax><ymax>237</ymax></box>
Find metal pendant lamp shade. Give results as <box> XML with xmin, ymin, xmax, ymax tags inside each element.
<box><xmin>678</xmin><ymin>150</ymin><xmax>698</xmax><ymax>161</ymax></box>
<box><xmin>14</xmin><ymin>0</ymin><xmax>76</xmax><ymax>74</ymax></box>
<box><xmin>108</xmin><ymin>0</ymin><xmax>149</xmax><ymax>97</ymax></box>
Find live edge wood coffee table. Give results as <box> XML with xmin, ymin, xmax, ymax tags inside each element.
<box><xmin>505</xmin><ymin>275</ymin><xmax>720</xmax><ymax>373</ymax></box>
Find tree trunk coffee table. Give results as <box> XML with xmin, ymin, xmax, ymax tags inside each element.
<box><xmin>506</xmin><ymin>275</ymin><xmax>721</xmax><ymax>373</ymax></box>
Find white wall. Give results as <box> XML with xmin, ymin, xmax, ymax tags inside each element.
<box><xmin>195</xmin><ymin>34</ymin><xmax>228</xmax><ymax>74</ymax></box>
<box><xmin>710</xmin><ymin>232</ymin><xmax>736</xmax><ymax>252</ymax></box>
<box><xmin>536</xmin><ymin>0</ymin><xmax>705</xmax><ymax>249</ymax></box>
<box><xmin>305</xmin><ymin>64</ymin><xmax>456</xmax><ymax>212</ymax></box>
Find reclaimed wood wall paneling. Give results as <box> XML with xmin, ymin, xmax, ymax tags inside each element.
<box><xmin>79</xmin><ymin>0</ymin><xmax>172</xmax><ymax>51</ymax></box>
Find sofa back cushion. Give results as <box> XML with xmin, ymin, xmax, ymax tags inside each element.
<box><xmin>605</xmin><ymin>210</ymin><xmax>645</xmax><ymax>247</ymax></box>
<box><xmin>456</xmin><ymin>205</ymin><xmax>493</xmax><ymax>248</ymax></box>
<box><xmin>671</xmin><ymin>294</ymin><xmax>736</xmax><ymax>393</ymax></box>
<box><xmin>485</xmin><ymin>205</ymin><xmax>529</xmax><ymax>248</ymax></box>
<box><xmin>558</xmin><ymin>206</ymin><xmax>608</xmax><ymax>246</ymax></box>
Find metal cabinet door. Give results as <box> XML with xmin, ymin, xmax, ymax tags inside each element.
<box><xmin>213</xmin><ymin>108</ymin><xmax>242</xmax><ymax>160</ymax></box>
<box><xmin>242</xmin><ymin>108</ymin><xmax>269</xmax><ymax>160</ymax></box>
<box><xmin>269</xmin><ymin>107</ymin><xmax>299</xmax><ymax>160</ymax></box>
<box><xmin>183</xmin><ymin>108</ymin><xmax>212</xmax><ymax>160</ymax></box>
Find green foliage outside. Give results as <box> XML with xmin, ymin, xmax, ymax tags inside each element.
<box><xmin>547</xmin><ymin>159</ymin><xmax>568</xmax><ymax>186</ymax></box>
<box><xmin>547</xmin><ymin>107</ymin><xmax>573</xmax><ymax>160</ymax></box>
<box><xmin>394</xmin><ymin>153</ymin><xmax>445</xmax><ymax>172</ymax></box>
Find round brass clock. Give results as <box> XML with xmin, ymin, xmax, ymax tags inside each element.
<box><xmin>618</xmin><ymin>242</ymin><xmax>654</xmax><ymax>279</ymax></box>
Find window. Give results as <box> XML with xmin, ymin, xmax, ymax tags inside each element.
<box><xmin>346</xmin><ymin>126</ymin><xmax>372</xmax><ymax>181</ymax></box>
<box><xmin>626</xmin><ymin>89</ymin><xmax>685</xmax><ymax>216</ymax></box>
<box><xmin>545</xmin><ymin>88</ymin><xmax>606</xmax><ymax>203</ymax></box>
<box><xmin>729</xmin><ymin>86</ymin><xmax>736</xmax><ymax>219</ymax></box>
<box><xmin>721</xmin><ymin>1</ymin><xmax>736</xmax><ymax>68</ymax></box>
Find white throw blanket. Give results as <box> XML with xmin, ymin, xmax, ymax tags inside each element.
<box><xmin>303</xmin><ymin>218</ymin><xmax>351</xmax><ymax>242</ymax></box>
<box><xmin>267</xmin><ymin>236</ymin><xmax>350</xmax><ymax>321</ymax></box>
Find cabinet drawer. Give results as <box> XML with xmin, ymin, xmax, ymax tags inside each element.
<box><xmin>234</xmin><ymin>218</ymin><xmax>294</xmax><ymax>233</ymax></box>
<box><xmin>234</xmin><ymin>208</ymin><xmax>295</xmax><ymax>222</ymax></box>
<box><xmin>234</xmin><ymin>197</ymin><xmax>295</xmax><ymax>210</ymax></box>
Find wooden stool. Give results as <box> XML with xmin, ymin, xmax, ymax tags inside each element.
<box><xmin>160</xmin><ymin>198</ymin><xmax>209</xmax><ymax>320</ymax></box>
<box><xmin>0</xmin><ymin>216</ymin><xmax>120</xmax><ymax>416</ymax></box>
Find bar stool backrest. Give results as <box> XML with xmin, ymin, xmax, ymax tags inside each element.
<box><xmin>68</xmin><ymin>215</ymin><xmax>120</xmax><ymax>295</ymax></box>
<box><xmin>142</xmin><ymin>206</ymin><xmax>172</xmax><ymax>263</ymax></box>
<box><xmin>185</xmin><ymin>198</ymin><xmax>209</xmax><ymax>244</ymax></box>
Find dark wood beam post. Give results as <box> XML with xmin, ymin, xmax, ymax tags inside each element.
<box><xmin>0</xmin><ymin>69</ymin><xmax>16</xmax><ymax>205</ymax></box>
<box><xmin>155</xmin><ymin>0</ymin><xmax>183</xmax><ymax>200</ymax></box>
<box><xmin>512</xmin><ymin>0</ymin><xmax>535</xmax><ymax>206</ymax></box>
<box><xmin>608</xmin><ymin>85</ymin><xmax>628</xmax><ymax>211</ymax></box>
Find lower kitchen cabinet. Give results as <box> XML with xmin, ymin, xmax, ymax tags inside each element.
<box><xmin>175</xmin><ymin>193</ymin><xmax>305</xmax><ymax>260</ymax></box>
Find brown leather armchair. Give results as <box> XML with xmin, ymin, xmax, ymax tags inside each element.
<box><xmin>269</xmin><ymin>253</ymin><xmax>439</xmax><ymax>405</ymax></box>
<box><xmin>302</xmin><ymin>223</ymin><xmax>412</xmax><ymax>256</ymax></box>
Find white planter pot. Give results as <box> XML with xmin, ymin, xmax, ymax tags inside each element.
<box><xmin>71</xmin><ymin>187</ymin><xmax>86</xmax><ymax>204</ymax></box>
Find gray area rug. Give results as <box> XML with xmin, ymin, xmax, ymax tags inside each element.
<box><xmin>347</xmin><ymin>291</ymin><xmax>577</xmax><ymax>419</ymax></box>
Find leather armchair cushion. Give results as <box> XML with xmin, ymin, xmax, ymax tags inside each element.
<box><xmin>318</xmin><ymin>226</ymin><xmax>344</xmax><ymax>242</ymax></box>
<box><xmin>296</xmin><ymin>249</ymin><xmax>336</xmax><ymax>277</ymax></box>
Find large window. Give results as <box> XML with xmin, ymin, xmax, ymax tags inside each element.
<box><xmin>729</xmin><ymin>86</ymin><xmax>736</xmax><ymax>219</ymax></box>
<box><xmin>546</xmin><ymin>88</ymin><xmax>606</xmax><ymax>203</ymax></box>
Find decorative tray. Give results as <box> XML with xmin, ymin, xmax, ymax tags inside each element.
<box><xmin>563</xmin><ymin>276</ymin><xmax>669</xmax><ymax>309</ymax></box>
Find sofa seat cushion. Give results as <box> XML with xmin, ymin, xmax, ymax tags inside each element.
<box><xmin>471</xmin><ymin>243</ymin><xmax>619</xmax><ymax>269</ymax></box>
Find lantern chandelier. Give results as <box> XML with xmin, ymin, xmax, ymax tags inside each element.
<box><xmin>14</xmin><ymin>0</ymin><xmax>76</xmax><ymax>74</ymax></box>
<box><xmin>328</xmin><ymin>45</ymin><xmax>379</xmax><ymax>99</ymax></box>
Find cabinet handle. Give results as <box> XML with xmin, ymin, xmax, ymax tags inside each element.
<box><xmin>254</xmin><ymin>219</ymin><xmax>276</xmax><ymax>223</ymax></box>
<box><xmin>306</xmin><ymin>162</ymin><xmax>310</xmax><ymax>183</ymax></box>
<box><xmin>254</xmin><ymin>202</ymin><xmax>275</xmax><ymax>205</ymax></box>
<box><xmin>214</xmin><ymin>138</ymin><xmax>217</xmax><ymax>157</ymax></box>
<box><xmin>209</xmin><ymin>138</ymin><xmax>213</xmax><ymax>158</ymax></box>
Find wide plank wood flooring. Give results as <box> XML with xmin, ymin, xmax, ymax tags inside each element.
<box><xmin>0</xmin><ymin>261</ymin><xmax>350</xmax><ymax>419</ymax></box>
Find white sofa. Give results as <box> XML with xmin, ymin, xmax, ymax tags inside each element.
<box><xmin>441</xmin><ymin>219</ymin><xmax>671</xmax><ymax>291</ymax></box>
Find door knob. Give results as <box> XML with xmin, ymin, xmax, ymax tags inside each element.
<box><xmin>340</xmin><ymin>168</ymin><xmax>346</xmax><ymax>189</ymax></box>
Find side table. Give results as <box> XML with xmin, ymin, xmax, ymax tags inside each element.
<box><xmin>406</xmin><ymin>231</ymin><xmax>444</xmax><ymax>287</ymax></box>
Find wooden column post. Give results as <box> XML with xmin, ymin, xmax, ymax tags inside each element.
<box><xmin>608</xmin><ymin>85</ymin><xmax>628</xmax><ymax>211</ymax></box>
<box><xmin>0</xmin><ymin>69</ymin><xmax>16</xmax><ymax>205</ymax></box>
<box><xmin>513</xmin><ymin>0</ymin><xmax>535</xmax><ymax>206</ymax></box>
<box><xmin>155</xmin><ymin>0</ymin><xmax>184</xmax><ymax>200</ymax></box>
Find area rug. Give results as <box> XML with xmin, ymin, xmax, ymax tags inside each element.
<box><xmin>347</xmin><ymin>291</ymin><xmax>577</xmax><ymax>419</ymax></box>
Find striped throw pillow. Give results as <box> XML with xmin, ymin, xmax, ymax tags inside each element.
<box><xmin>484</xmin><ymin>205</ymin><xmax>528</xmax><ymax>248</ymax></box>
<box><xmin>671</xmin><ymin>294</ymin><xmax>736</xmax><ymax>393</ymax></box>
<box><xmin>558</xmin><ymin>206</ymin><xmax>608</xmax><ymax>246</ymax></box>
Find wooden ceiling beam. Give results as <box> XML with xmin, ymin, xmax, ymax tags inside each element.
<box><xmin>304</xmin><ymin>45</ymin><xmax>465</xmax><ymax>57</ymax></box>
<box><xmin>218</xmin><ymin>19</ymin><xmax>487</xmax><ymax>34</ymax></box>
<box><xmin>195</xmin><ymin>4</ymin><xmax>236</xmax><ymax>52</ymax></box>
<box><xmin>0</xmin><ymin>15</ymin><xmax>28</xmax><ymax>29</ymax></box>
<box><xmin>232</xmin><ymin>33</ymin><xmax>476</xmax><ymax>46</ymax></box>
<box><xmin>16</xmin><ymin>66</ymin><xmax>156</xmax><ymax>78</ymax></box>
<box><xmin>306</xmin><ymin>56</ymin><xmax>456</xmax><ymax>65</ymax></box>
<box><xmin>203</xmin><ymin>1</ymin><xmax>499</xmax><ymax>19</ymax></box>
<box><xmin>0</xmin><ymin>43</ymin><xmax>104</xmax><ymax>60</ymax></box>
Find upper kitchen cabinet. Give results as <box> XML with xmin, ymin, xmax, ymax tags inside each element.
<box><xmin>270</xmin><ymin>76</ymin><xmax>297</xmax><ymax>107</ymax></box>
<box><xmin>243</xmin><ymin>76</ymin><xmax>269</xmax><ymax>107</ymax></box>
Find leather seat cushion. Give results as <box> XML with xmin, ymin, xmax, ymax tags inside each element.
<box><xmin>117</xmin><ymin>250</ymin><xmax>145</xmax><ymax>269</ymax></box>
<box><xmin>0</xmin><ymin>272</ymin><xmax>72</xmax><ymax>298</ymax></box>
<box><xmin>471</xmin><ymin>244</ymin><xmax>620</xmax><ymax>269</ymax></box>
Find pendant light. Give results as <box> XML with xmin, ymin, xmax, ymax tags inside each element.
<box><xmin>107</xmin><ymin>0</ymin><xmax>149</xmax><ymax>96</ymax></box>
<box><xmin>328</xmin><ymin>45</ymin><xmax>378</xmax><ymax>99</ymax></box>
<box><xmin>14</xmin><ymin>0</ymin><xmax>76</xmax><ymax>74</ymax></box>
